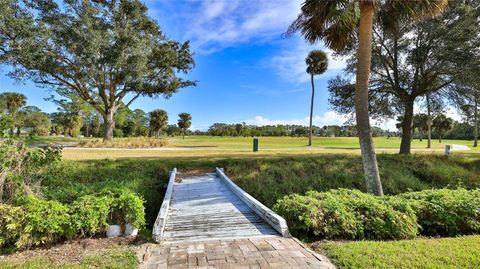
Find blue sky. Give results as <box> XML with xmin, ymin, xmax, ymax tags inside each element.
<box><xmin>0</xmin><ymin>0</ymin><xmax>369</xmax><ymax>131</ymax></box>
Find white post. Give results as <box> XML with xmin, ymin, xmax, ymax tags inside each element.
<box><xmin>444</xmin><ymin>145</ymin><xmax>451</xmax><ymax>156</ymax></box>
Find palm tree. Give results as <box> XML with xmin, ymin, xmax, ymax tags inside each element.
<box><xmin>149</xmin><ymin>109</ymin><xmax>168</xmax><ymax>138</ymax></box>
<box><xmin>178</xmin><ymin>113</ymin><xmax>192</xmax><ymax>139</ymax></box>
<box><xmin>0</xmin><ymin>92</ymin><xmax>27</xmax><ymax>135</ymax></box>
<box><xmin>0</xmin><ymin>92</ymin><xmax>27</xmax><ymax>114</ymax></box>
<box><xmin>288</xmin><ymin>0</ymin><xmax>448</xmax><ymax>196</ymax></box>
<box><xmin>306</xmin><ymin>50</ymin><xmax>328</xmax><ymax>146</ymax></box>
<box><xmin>433</xmin><ymin>114</ymin><xmax>453</xmax><ymax>143</ymax></box>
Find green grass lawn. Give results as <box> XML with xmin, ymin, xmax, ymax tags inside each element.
<box><xmin>29</xmin><ymin>135</ymin><xmax>475</xmax><ymax>160</ymax></box>
<box><xmin>315</xmin><ymin>235</ymin><xmax>480</xmax><ymax>269</ymax></box>
<box><xmin>30</xmin><ymin>135</ymin><xmax>480</xmax><ymax>150</ymax></box>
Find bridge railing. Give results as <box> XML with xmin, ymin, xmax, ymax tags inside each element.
<box><xmin>152</xmin><ymin>168</ymin><xmax>177</xmax><ymax>242</ymax></box>
<box><xmin>216</xmin><ymin>167</ymin><xmax>291</xmax><ymax>237</ymax></box>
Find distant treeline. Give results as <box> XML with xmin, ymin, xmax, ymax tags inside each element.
<box><xmin>194</xmin><ymin>123</ymin><xmax>397</xmax><ymax>137</ymax></box>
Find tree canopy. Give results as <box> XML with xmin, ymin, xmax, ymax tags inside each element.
<box><xmin>0</xmin><ymin>0</ymin><xmax>196</xmax><ymax>140</ymax></box>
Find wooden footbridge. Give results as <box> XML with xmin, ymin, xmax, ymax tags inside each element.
<box><xmin>153</xmin><ymin>168</ymin><xmax>290</xmax><ymax>243</ymax></box>
<box><xmin>145</xmin><ymin>168</ymin><xmax>335</xmax><ymax>268</ymax></box>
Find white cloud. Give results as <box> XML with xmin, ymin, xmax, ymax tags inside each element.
<box><xmin>266</xmin><ymin>40</ymin><xmax>347</xmax><ymax>83</ymax></box>
<box><xmin>157</xmin><ymin>0</ymin><xmax>303</xmax><ymax>53</ymax></box>
<box><xmin>244</xmin><ymin>111</ymin><xmax>348</xmax><ymax>127</ymax></box>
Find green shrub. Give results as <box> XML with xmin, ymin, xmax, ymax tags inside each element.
<box><xmin>0</xmin><ymin>204</ymin><xmax>25</xmax><ymax>252</ymax></box>
<box><xmin>0</xmin><ymin>189</ymin><xmax>145</xmax><ymax>252</ymax></box>
<box><xmin>400</xmin><ymin>188</ymin><xmax>480</xmax><ymax>236</ymax></box>
<box><xmin>274</xmin><ymin>189</ymin><xmax>418</xmax><ymax>240</ymax></box>
<box><xmin>103</xmin><ymin>189</ymin><xmax>146</xmax><ymax>229</ymax></box>
<box><xmin>70</xmin><ymin>195</ymin><xmax>113</xmax><ymax>237</ymax></box>
<box><xmin>20</xmin><ymin>196</ymin><xmax>71</xmax><ymax>249</ymax></box>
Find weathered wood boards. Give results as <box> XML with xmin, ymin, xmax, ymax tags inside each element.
<box><xmin>152</xmin><ymin>168</ymin><xmax>177</xmax><ymax>242</ymax></box>
<box><xmin>216</xmin><ymin>168</ymin><xmax>291</xmax><ymax>237</ymax></box>
<box><xmin>162</xmin><ymin>173</ymin><xmax>279</xmax><ymax>242</ymax></box>
<box><xmin>152</xmin><ymin>169</ymin><xmax>290</xmax><ymax>243</ymax></box>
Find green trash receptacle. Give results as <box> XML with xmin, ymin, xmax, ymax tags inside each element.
<box><xmin>253</xmin><ymin>138</ymin><xmax>259</xmax><ymax>152</ymax></box>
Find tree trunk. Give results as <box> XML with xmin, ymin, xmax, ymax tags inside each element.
<box><xmin>308</xmin><ymin>73</ymin><xmax>315</xmax><ymax>147</ymax></box>
<box><xmin>103</xmin><ymin>110</ymin><xmax>115</xmax><ymax>141</ymax></box>
<box><xmin>400</xmin><ymin>99</ymin><xmax>414</xmax><ymax>154</ymax></box>
<box><xmin>355</xmin><ymin>4</ymin><xmax>383</xmax><ymax>196</ymax></box>
<box><xmin>474</xmin><ymin>95</ymin><xmax>478</xmax><ymax>147</ymax></box>
<box><xmin>419</xmin><ymin>131</ymin><xmax>423</xmax><ymax>142</ymax></box>
<box><xmin>439</xmin><ymin>134</ymin><xmax>442</xmax><ymax>144</ymax></box>
<box><xmin>426</xmin><ymin>95</ymin><xmax>432</xmax><ymax>148</ymax></box>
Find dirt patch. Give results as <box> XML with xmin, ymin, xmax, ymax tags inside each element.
<box><xmin>175</xmin><ymin>168</ymin><xmax>213</xmax><ymax>182</ymax></box>
<box><xmin>0</xmin><ymin>237</ymin><xmax>139</xmax><ymax>265</ymax></box>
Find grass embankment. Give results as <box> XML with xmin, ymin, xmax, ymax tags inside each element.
<box><xmin>25</xmin><ymin>154</ymin><xmax>480</xmax><ymax>268</ymax></box>
<box><xmin>0</xmin><ymin>248</ymin><xmax>137</xmax><ymax>269</ymax></box>
<box><xmin>42</xmin><ymin>154</ymin><xmax>480</xmax><ymax>226</ymax></box>
<box><xmin>315</xmin><ymin>235</ymin><xmax>480</xmax><ymax>269</ymax></box>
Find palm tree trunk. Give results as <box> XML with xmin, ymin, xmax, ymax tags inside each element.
<box><xmin>426</xmin><ymin>95</ymin><xmax>432</xmax><ymax>148</ymax></box>
<box><xmin>355</xmin><ymin>3</ymin><xmax>383</xmax><ymax>196</ymax></box>
<box><xmin>308</xmin><ymin>73</ymin><xmax>315</xmax><ymax>147</ymax></box>
<box><xmin>474</xmin><ymin>94</ymin><xmax>478</xmax><ymax>147</ymax></box>
<box><xmin>400</xmin><ymin>99</ymin><xmax>414</xmax><ymax>154</ymax></box>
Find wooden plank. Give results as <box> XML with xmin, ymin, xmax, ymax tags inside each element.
<box><xmin>215</xmin><ymin>168</ymin><xmax>291</xmax><ymax>237</ymax></box>
<box><xmin>152</xmin><ymin>168</ymin><xmax>177</xmax><ymax>242</ymax></box>
<box><xmin>161</xmin><ymin>173</ymin><xmax>279</xmax><ymax>243</ymax></box>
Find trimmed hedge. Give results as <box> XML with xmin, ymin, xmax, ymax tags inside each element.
<box><xmin>274</xmin><ymin>189</ymin><xmax>418</xmax><ymax>240</ymax></box>
<box><xmin>274</xmin><ymin>188</ymin><xmax>480</xmax><ymax>240</ymax></box>
<box><xmin>0</xmin><ymin>189</ymin><xmax>145</xmax><ymax>252</ymax></box>
<box><xmin>400</xmin><ymin>189</ymin><xmax>480</xmax><ymax>236</ymax></box>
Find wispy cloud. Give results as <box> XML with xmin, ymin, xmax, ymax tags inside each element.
<box><xmin>244</xmin><ymin>111</ymin><xmax>349</xmax><ymax>127</ymax></box>
<box><xmin>265</xmin><ymin>39</ymin><xmax>347</xmax><ymax>83</ymax></box>
<box><xmin>149</xmin><ymin>0</ymin><xmax>303</xmax><ymax>53</ymax></box>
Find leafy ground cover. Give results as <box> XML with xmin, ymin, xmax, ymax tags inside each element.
<box><xmin>314</xmin><ymin>235</ymin><xmax>480</xmax><ymax>269</ymax></box>
<box><xmin>41</xmin><ymin>154</ymin><xmax>480</xmax><ymax>228</ymax></box>
<box><xmin>274</xmin><ymin>188</ymin><xmax>480</xmax><ymax>240</ymax></box>
<box><xmin>3</xmin><ymin>150</ymin><xmax>480</xmax><ymax>268</ymax></box>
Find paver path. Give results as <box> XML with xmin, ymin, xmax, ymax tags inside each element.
<box><xmin>163</xmin><ymin>174</ymin><xmax>277</xmax><ymax>242</ymax></box>
<box><xmin>138</xmin><ymin>237</ymin><xmax>335</xmax><ymax>269</ymax></box>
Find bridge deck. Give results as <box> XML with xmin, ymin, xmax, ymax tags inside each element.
<box><xmin>162</xmin><ymin>173</ymin><xmax>278</xmax><ymax>242</ymax></box>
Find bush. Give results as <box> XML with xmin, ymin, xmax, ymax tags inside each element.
<box><xmin>274</xmin><ymin>189</ymin><xmax>418</xmax><ymax>240</ymax></box>
<box><xmin>70</xmin><ymin>195</ymin><xmax>113</xmax><ymax>237</ymax></box>
<box><xmin>400</xmin><ymin>188</ymin><xmax>480</xmax><ymax>236</ymax></box>
<box><xmin>0</xmin><ymin>189</ymin><xmax>145</xmax><ymax>252</ymax></box>
<box><xmin>20</xmin><ymin>196</ymin><xmax>71</xmax><ymax>249</ymax></box>
<box><xmin>0</xmin><ymin>204</ymin><xmax>25</xmax><ymax>252</ymax></box>
<box><xmin>102</xmin><ymin>189</ymin><xmax>145</xmax><ymax>227</ymax></box>
<box><xmin>275</xmin><ymin>188</ymin><xmax>480</xmax><ymax>240</ymax></box>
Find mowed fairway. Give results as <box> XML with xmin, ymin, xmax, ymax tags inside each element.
<box><xmin>55</xmin><ymin>136</ymin><xmax>480</xmax><ymax>160</ymax></box>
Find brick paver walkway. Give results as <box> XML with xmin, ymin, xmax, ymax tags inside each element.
<box><xmin>137</xmin><ymin>236</ymin><xmax>336</xmax><ymax>269</ymax></box>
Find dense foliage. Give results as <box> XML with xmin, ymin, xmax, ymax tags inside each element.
<box><xmin>274</xmin><ymin>189</ymin><xmax>418</xmax><ymax>240</ymax></box>
<box><xmin>0</xmin><ymin>190</ymin><xmax>144</xmax><ymax>252</ymax></box>
<box><xmin>0</xmin><ymin>0</ymin><xmax>196</xmax><ymax>140</ymax></box>
<box><xmin>274</xmin><ymin>188</ymin><xmax>480</xmax><ymax>240</ymax></box>
<box><xmin>0</xmin><ymin>140</ymin><xmax>145</xmax><ymax>252</ymax></box>
<box><xmin>204</xmin><ymin>123</ymin><xmax>395</xmax><ymax>137</ymax></box>
<box><xmin>400</xmin><ymin>189</ymin><xmax>480</xmax><ymax>236</ymax></box>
